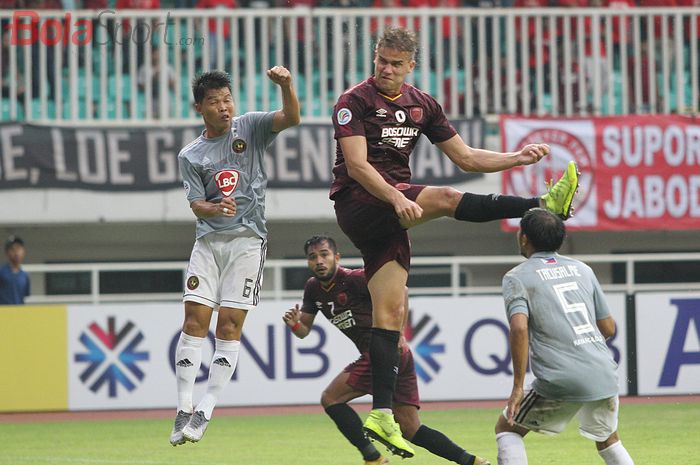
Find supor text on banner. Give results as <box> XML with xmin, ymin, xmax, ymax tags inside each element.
<box><xmin>500</xmin><ymin>115</ymin><xmax>700</xmax><ymax>231</ymax></box>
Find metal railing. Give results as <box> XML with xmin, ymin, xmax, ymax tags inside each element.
<box><xmin>1</xmin><ymin>7</ymin><xmax>699</xmax><ymax>124</ymax></box>
<box><xmin>21</xmin><ymin>252</ymin><xmax>700</xmax><ymax>305</ymax></box>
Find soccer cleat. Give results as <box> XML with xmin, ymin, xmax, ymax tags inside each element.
<box><xmin>365</xmin><ymin>455</ymin><xmax>390</xmax><ymax>465</ymax></box>
<box><xmin>363</xmin><ymin>410</ymin><xmax>415</xmax><ymax>459</ymax></box>
<box><xmin>541</xmin><ymin>160</ymin><xmax>579</xmax><ymax>220</ymax></box>
<box><xmin>169</xmin><ymin>410</ymin><xmax>192</xmax><ymax>446</ymax></box>
<box><xmin>182</xmin><ymin>410</ymin><xmax>210</xmax><ymax>443</ymax></box>
<box><xmin>474</xmin><ymin>457</ymin><xmax>491</xmax><ymax>465</ymax></box>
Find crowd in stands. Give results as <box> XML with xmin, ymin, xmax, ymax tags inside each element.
<box><xmin>1</xmin><ymin>0</ymin><xmax>699</xmax><ymax>8</ymax></box>
<box><xmin>2</xmin><ymin>0</ymin><xmax>698</xmax><ymax>120</ymax></box>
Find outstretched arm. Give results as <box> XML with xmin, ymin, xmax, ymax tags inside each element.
<box><xmin>436</xmin><ymin>134</ymin><xmax>549</xmax><ymax>173</ymax></box>
<box><xmin>268</xmin><ymin>66</ymin><xmax>301</xmax><ymax>132</ymax></box>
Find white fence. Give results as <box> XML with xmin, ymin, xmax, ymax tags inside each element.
<box><xmin>1</xmin><ymin>7</ymin><xmax>699</xmax><ymax>123</ymax></box>
<box><xmin>22</xmin><ymin>252</ymin><xmax>700</xmax><ymax>304</ymax></box>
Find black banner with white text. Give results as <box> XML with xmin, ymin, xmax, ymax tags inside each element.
<box><xmin>0</xmin><ymin>120</ymin><xmax>484</xmax><ymax>191</ymax></box>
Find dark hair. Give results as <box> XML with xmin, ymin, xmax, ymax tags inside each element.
<box><xmin>5</xmin><ymin>235</ymin><xmax>24</xmax><ymax>251</ymax></box>
<box><xmin>376</xmin><ymin>27</ymin><xmax>418</xmax><ymax>59</ymax></box>
<box><xmin>520</xmin><ymin>208</ymin><xmax>566</xmax><ymax>252</ymax></box>
<box><xmin>304</xmin><ymin>235</ymin><xmax>337</xmax><ymax>255</ymax></box>
<box><xmin>191</xmin><ymin>70</ymin><xmax>232</xmax><ymax>104</ymax></box>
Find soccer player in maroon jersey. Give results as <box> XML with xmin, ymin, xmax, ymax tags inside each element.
<box><xmin>283</xmin><ymin>236</ymin><xmax>491</xmax><ymax>465</ymax></box>
<box><xmin>330</xmin><ymin>26</ymin><xmax>579</xmax><ymax>457</ymax></box>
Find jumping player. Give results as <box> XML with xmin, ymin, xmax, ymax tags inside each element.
<box><xmin>170</xmin><ymin>68</ymin><xmax>300</xmax><ymax>446</ymax></box>
<box><xmin>330</xmin><ymin>26</ymin><xmax>579</xmax><ymax>456</ymax></box>
<box><xmin>283</xmin><ymin>235</ymin><xmax>491</xmax><ymax>465</ymax></box>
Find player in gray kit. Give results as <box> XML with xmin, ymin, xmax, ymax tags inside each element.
<box><xmin>170</xmin><ymin>69</ymin><xmax>300</xmax><ymax>446</ymax></box>
<box><xmin>495</xmin><ymin>208</ymin><xmax>634</xmax><ymax>465</ymax></box>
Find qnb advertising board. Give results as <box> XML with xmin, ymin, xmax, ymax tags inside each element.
<box><xmin>636</xmin><ymin>293</ymin><xmax>700</xmax><ymax>396</ymax></box>
<box><xmin>500</xmin><ymin>115</ymin><xmax>700</xmax><ymax>231</ymax></box>
<box><xmin>63</xmin><ymin>295</ymin><xmax>628</xmax><ymax>411</ymax></box>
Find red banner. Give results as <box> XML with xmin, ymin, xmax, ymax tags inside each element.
<box><xmin>500</xmin><ymin>115</ymin><xmax>700</xmax><ymax>231</ymax></box>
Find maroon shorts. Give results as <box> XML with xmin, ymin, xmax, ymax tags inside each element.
<box><xmin>333</xmin><ymin>183</ymin><xmax>426</xmax><ymax>281</ymax></box>
<box><xmin>344</xmin><ymin>349</ymin><xmax>420</xmax><ymax>408</ymax></box>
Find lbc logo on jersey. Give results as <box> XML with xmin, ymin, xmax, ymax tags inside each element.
<box><xmin>215</xmin><ymin>170</ymin><xmax>240</xmax><ymax>197</ymax></box>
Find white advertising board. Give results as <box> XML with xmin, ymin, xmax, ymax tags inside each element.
<box><xmin>66</xmin><ymin>293</ymin><xmax>628</xmax><ymax>410</ymax></box>
<box><xmin>636</xmin><ymin>292</ymin><xmax>700</xmax><ymax>395</ymax></box>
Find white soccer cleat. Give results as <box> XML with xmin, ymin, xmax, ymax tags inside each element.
<box><xmin>182</xmin><ymin>410</ymin><xmax>210</xmax><ymax>443</ymax></box>
<box><xmin>169</xmin><ymin>410</ymin><xmax>192</xmax><ymax>446</ymax></box>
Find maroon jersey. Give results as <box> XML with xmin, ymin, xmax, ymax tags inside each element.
<box><xmin>329</xmin><ymin>76</ymin><xmax>457</xmax><ymax>200</ymax></box>
<box><xmin>301</xmin><ymin>266</ymin><xmax>373</xmax><ymax>353</ymax></box>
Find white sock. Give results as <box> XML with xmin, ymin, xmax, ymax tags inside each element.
<box><xmin>496</xmin><ymin>432</ymin><xmax>528</xmax><ymax>465</ymax></box>
<box><xmin>599</xmin><ymin>441</ymin><xmax>634</xmax><ymax>465</ymax></box>
<box><xmin>195</xmin><ymin>338</ymin><xmax>240</xmax><ymax>419</ymax></box>
<box><xmin>175</xmin><ymin>332</ymin><xmax>204</xmax><ymax>413</ymax></box>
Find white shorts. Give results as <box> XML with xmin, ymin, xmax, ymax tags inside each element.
<box><xmin>183</xmin><ymin>232</ymin><xmax>267</xmax><ymax>311</ymax></box>
<box><xmin>504</xmin><ymin>390</ymin><xmax>619</xmax><ymax>442</ymax></box>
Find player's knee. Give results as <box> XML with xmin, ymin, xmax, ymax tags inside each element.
<box><xmin>182</xmin><ymin>317</ymin><xmax>209</xmax><ymax>337</ymax></box>
<box><xmin>430</xmin><ymin>186</ymin><xmax>462</xmax><ymax>213</ymax></box>
<box><xmin>216</xmin><ymin>321</ymin><xmax>243</xmax><ymax>340</ymax></box>
<box><xmin>320</xmin><ymin>390</ymin><xmax>336</xmax><ymax>408</ymax></box>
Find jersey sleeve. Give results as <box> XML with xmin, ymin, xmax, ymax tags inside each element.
<box><xmin>178</xmin><ymin>155</ymin><xmax>205</xmax><ymax>203</ymax></box>
<box><xmin>301</xmin><ymin>278</ymin><xmax>319</xmax><ymax>315</ymax></box>
<box><xmin>502</xmin><ymin>272</ymin><xmax>530</xmax><ymax>319</ymax></box>
<box><xmin>242</xmin><ymin>111</ymin><xmax>278</xmax><ymax>149</ymax></box>
<box><xmin>422</xmin><ymin>96</ymin><xmax>457</xmax><ymax>144</ymax></box>
<box><xmin>333</xmin><ymin>92</ymin><xmax>366</xmax><ymax>139</ymax></box>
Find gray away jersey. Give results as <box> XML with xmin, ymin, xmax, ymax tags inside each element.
<box><xmin>178</xmin><ymin>111</ymin><xmax>277</xmax><ymax>239</ymax></box>
<box><xmin>502</xmin><ymin>252</ymin><xmax>619</xmax><ymax>402</ymax></box>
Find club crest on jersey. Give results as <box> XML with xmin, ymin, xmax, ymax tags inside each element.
<box><xmin>187</xmin><ymin>276</ymin><xmax>199</xmax><ymax>290</ymax></box>
<box><xmin>337</xmin><ymin>108</ymin><xmax>352</xmax><ymax>125</ymax></box>
<box><xmin>232</xmin><ymin>138</ymin><xmax>246</xmax><ymax>153</ymax></box>
<box><xmin>337</xmin><ymin>292</ymin><xmax>348</xmax><ymax>306</ymax></box>
<box><xmin>215</xmin><ymin>170</ymin><xmax>240</xmax><ymax>197</ymax></box>
<box><xmin>410</xmin><ymin>107</ymin><xmax>424</xmax><ymax>123</ymax></box>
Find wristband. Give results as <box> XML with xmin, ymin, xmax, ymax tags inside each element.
<box><xmin>291</xmin><ymin>321</ymin><xmax>302</xmax><ymax>333</ymax></box>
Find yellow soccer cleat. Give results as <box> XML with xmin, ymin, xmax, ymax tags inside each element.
<box><xmin>541</xmin><ymin>160</ymin><xmax>579</xmax><ymax>220</ymax></box>
<box><xmin>363</xmin><ymin>410</ymin><xmax>415</xmax><ymax>459</ymax></box>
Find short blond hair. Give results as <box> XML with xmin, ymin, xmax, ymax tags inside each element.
<box><xmin>375</xmin><ymin>27</ymin><xmax>418</xmax><ymax>59</ymax></box>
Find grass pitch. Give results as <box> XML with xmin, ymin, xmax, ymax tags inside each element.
<box><xmin>1</xmin><ymin>401</ymin><xmax>698</xmax><ymax>465</ymax></box>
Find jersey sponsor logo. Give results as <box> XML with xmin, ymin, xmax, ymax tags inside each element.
<box><xmin>409</xmin><ymin>107</ymin><xmax>424</xmax><ymax>123</ymax></box>
<box><xmin>336</xmin><ymin>108</ymin><xmax>352</xmax><ymax>125</ymax></box>
<box><xmin>405</xmin><ymin>310</ymin><xmax>445</xmax><ymax>383</ymax></box>
<box><xmin>232</xmin><ymin>138</ymin><xmax>247</xmax><ymax>153</ymax></box>
<box><xmin>329</xmin><ymin>308</ymin><xmax>356</xmax><ymax>330</ymax></box>
<box><xmin>215</xmin><ymin>169</ymin><xmax>240</xmax><ymax>197</ymax></box>
<box><xmin>395</xmin><ymin>110</ymin><xmax>406</xmax><ymax>123</ymax></box>
<box><xmin>379</xmin><ymin>126</ymin><xmax>420</xmax><ymax>149</ymax></box>
<box><xmin>74</xmin><ymin>316</ymin><xmax>149</xmax><ymax>398</ymax></box>
<box><xmin>187</xmin><ymin>275</ymin><xmax>199</xmax><ymax>290</ymax></box>
<box><xmin>376</xmin><ymin>108</ymin><xmax>388</xmax><ymax>118</ymax></box>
